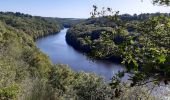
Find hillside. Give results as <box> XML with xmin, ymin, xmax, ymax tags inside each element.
<box><xmin>66</xmin><ymin>13</ymin><xmax>170</xmax><ymax>83</ymax></box>
<box><xmin>55</xmin><ymin>18</ymin><xmax>85</xmax><ymax>28</ymax></box>
<box><xmin>0</xmin><ymin>12</ymin><xmax>169</xmax><ymax>99</ymax></box>
<box><xmin>0</xmin><ymin>12</ymin><xmax>62</xmax><ymax>39</ymax></box>
<box><xmin>0</xmin><ymin>12</ymin><xmax>119</xmax><ymax>100</ymax></box>
<box><xmin>44</xmin><ymin>17</ymin><xmax>85</xmax><ymax>28</ymax></box>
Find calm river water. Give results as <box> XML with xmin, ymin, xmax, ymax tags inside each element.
<box><xmin>36</xmin><ymin>28</ymin><xmax>170</xmax><ymax>98</ymax></box>
<box><xmin>36</xmin><ymin>28</ymin><xmax>127</xmax><ymax>81</ymax></box>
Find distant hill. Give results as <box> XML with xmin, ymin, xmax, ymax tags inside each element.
<box><xmin>44</xmin><ymin>17</ymin><xmax>85</xmax><ymax>28</ymax></box>
<box><xmin>0</xmin><ymin>12</ymin><xmax>61</xmax><ymax>39</ymax></box>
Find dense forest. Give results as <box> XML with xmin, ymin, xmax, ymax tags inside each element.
<box><xmin>66</xmin><ymin>12</ymin><xmax>170</xmax><ymax>86</ymax></box>
<box><xmin>44</xmin><ymin>17</ymin><xmax>85</xmax><ymax>28</ymax></box>
<box><xmin>0</xmin><ymin>0</ymin><xmax>170</xmax><ymax>99</ymax></box>
<box><xmin>0</xmin><ymin>12</ymin><xmax>108</xmax><ymax>100</ymax></box>
<box><xmin>0</xmin><ymin>12</ymin><xmax>61</xmax><ymax>39</ymax></box>
<box><xmin>55</xmin><ymin>18</ymin><xmax>85</xmax><ymax>28</ymax></box>
<box><xmin>0</xmin><ymin>12</ymin><xmax>155</xmax><ymax>100</ymax></box>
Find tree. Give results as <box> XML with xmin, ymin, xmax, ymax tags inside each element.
<box><xmin>152</xmin><ymin>0</ymin><xmax>170</xmax><ymax>5</ymax></box>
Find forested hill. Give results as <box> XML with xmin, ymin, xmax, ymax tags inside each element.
<box><xmin>66</xmin><ymin>12</ymin><xmax>170</xmax><ymax>56</ymax></box>
<box><xmin>66</xmin><ymin>13</ymin><xmax>170</xmax><ymax>84</ymax></box>
<box><xmin>66</xmin><ymin>13</ymin><xmax>170</xmax><ymax>54</ymax></box>
<box><xmin>44</xmin><ymin>17</ymin><xmax>85</xmax><ymax>28</ymax></box>
<box><xmin>120</xmin><ymin>13</ymin><xmax>170</xmax><ymax>21</ymax></box>
<box><xmin>0</xmin><ymin>12</ymin><xmax>61</xmax><ymax>39</ymax></box>
<box><xmin>0</xmin><ymin>11</ymin><xmax>169</xmax><ymax>99</ymax></box>
<box><xmin>0</xmin><ymin>12</ymin><xmax>61</xmax><ymax>99</ymax></box>
<box><xmin>0</xmin><ymin>12</ymin><xmax>120</xmax><ymax>100</ymax></box>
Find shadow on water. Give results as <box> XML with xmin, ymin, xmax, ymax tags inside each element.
<box><xmin>36</xmin><ymin>28</ymin><xmax>170</xmax><ymax>98</ymax></box>
<box><xmin>36</xmin><ymin>28</ymin><xmax>127</xmax><ymax>81</ymax></box>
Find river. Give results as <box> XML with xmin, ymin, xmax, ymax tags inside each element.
<box><xmin>36</xmin><ymin>28</ymin><xmax>170</xmax><ymax>98</ymax></box>
<box><xmin>36</xmin><ymin>28</ymin><xmax>127</xmax><ymax>81</ymax></box>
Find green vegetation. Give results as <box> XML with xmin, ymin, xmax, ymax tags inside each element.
<box><xmin>48</xmin><ymin>65</ymin><xmax>113</xmax><ymax>100</ymax></box>
<box><xmin>66</xmin><ymin>12</ymin><xmax>170</xmax><ymax>85</ymax></box>
<box><xmin>0</xmin><ymin>10</ymin><xmax>169</xmax><ymax>99</ymax></box>
<box><xmin>1</xmin><ymin>12</ymin><xmax>153</xmax><ymax>100</ymax></box>
<box><xmin>44</xmin><ymin>17</ymin><xmax>85</xmax><ymax>28</ymax></box>
<box><xmin>0</xmin><ymin>12</ymin><xmax>61</xmax><ymax>39</ymax></box>
<box><xmin>55</xmin><ymin>18</ymin><xmax>85</xmax><ymax>28</ymax></box>
<box><xmin>0</xmin><ymin>12</ymin><xmax>56</xmax><ymax>99</ymax></box>
<box><xmin>153</xmin><ymin>0</ymin><xmax>170</xmax><ymax>5</ymax></box>
<box><xmin>0</xmin><ymin>12</ymin><xmax>115</xmax><ymax>100</ymax></box>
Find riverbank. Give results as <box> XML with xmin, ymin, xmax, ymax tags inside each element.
<box><xmin>36</xmin><ymin>28</ymin><xmax>126</xmax><ymax>81</ymax></box>
<box><xmin>37</xmin><ymin>28</ymin><xmax>170</xmax><ymax>99</ymax></box>
<box><xmin>0</xmin><ymin>12</ymin><xmax>117</xmax><ymax>99</ymax></box>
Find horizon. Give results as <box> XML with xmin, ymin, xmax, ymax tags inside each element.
<box><xmin>1</xmin><ymin>11</ymin><xmax>170</xmax><ymax>19</ymax></box>
<box><xmin>0</xmin><ymin>0</ymin><xmax>170</xmax><ymax>18</ymax></box>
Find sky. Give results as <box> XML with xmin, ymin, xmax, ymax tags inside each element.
<box><xmin>0</xmin><ymin>0</ymin><xmax>170</xmax><ymax>18</ymax></box>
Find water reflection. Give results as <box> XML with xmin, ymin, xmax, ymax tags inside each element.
<box><xmin>36</xmin><ymin>28</ymin><xmax>125</xmax><ymax>81</ymax></box>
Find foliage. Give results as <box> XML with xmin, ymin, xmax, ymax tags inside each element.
<box><xmin>0</xmin><ymin>12</ymin><xmax>57</xmax><ymax>99</ymax></box>
<box><xmin>0</xmin><ymin>12</ymin><xmax>61</xmax><ymax>39</ymax></box>
<box><xmin>55</xmin><ymin>18</ymin><xmax>85</xmax><ymax>28</ymax></box>
<box><xmin>0</xmin><ymin>11</ymin><xmax>151</xmax><ymax>100</ymax></box>
<box><xmin>153</xmin><ymin>0</ymin><xmax>170</xmax><ymax>5</ymax></box>
<box><xmin>66</xmin><ymin>11</ymin><xmax>170</xmax><ymax>85</ymax></box>
<box><xmin>0</xmin><ymin>10</ymin><xmax>169</xmax><ymax>99</ymax></box>
<box><xmin>49</xmin><ymin>65</ymin><xmax>114</xmax><ymax>100</ymax></box>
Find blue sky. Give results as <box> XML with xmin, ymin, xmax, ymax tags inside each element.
<box><xmin>0</xmin><ymin>0</ymin><xmax>169</xmax><ymax>18</ymax></box>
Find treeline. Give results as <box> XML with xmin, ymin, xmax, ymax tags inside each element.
<box><xmin>44</xmin><ymin>17</ymin><xmax>85</xmax><ymax>28</ymax></box>
<box><xmin>120</xmin><ymin>13</ymin><xmax>170</xmax><ymax>21</ymax></box>
<box><xmin>55</xmin><ymin>18</ymin><xmax>85</xmax><ymax>28</ymax></box>
<box><xmin>0</xmin><ymin>12</ymin><xmax>61</xmax><ymax>39</ymax></box>
<box><xmin>66</xmin><ymin>13</ymin><xmax>170</xmax><ymax>85</ymax></box>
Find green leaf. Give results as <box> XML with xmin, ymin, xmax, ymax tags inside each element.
<box><xmin>157</xmin><ymin>54</ymin><xmax>166</xmax><ymax>64</ymax></box>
